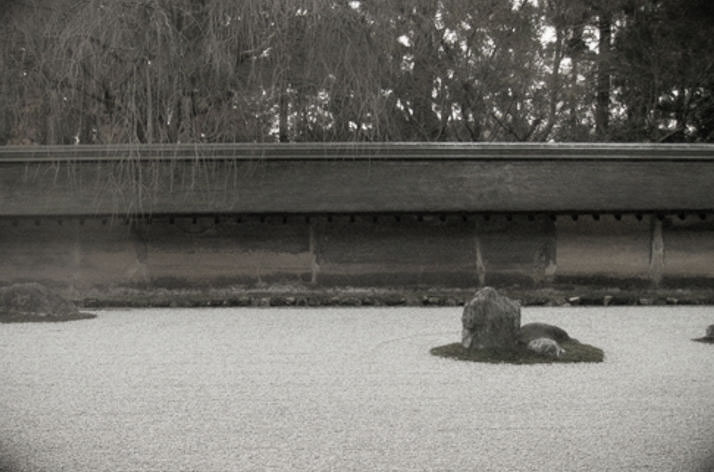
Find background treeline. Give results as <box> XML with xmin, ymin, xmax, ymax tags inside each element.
<box><xmin>1</xmin><ymin>0</ymin><xmax>713</xmax><ymax>145</ymax></box>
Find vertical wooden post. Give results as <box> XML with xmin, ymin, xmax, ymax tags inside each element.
<box><xmin>649</xmin><ymin>216</ymin><xmax>664</xmax><ymax>287</ymax></box>
<box><xmin>70</xmin><ymin>219</ymin><xmax>82</xmax><ymax>294</ymax></box>
<box><xmin>542</xmin><ymin>217</ymin><xmax>557</xmax><ymax>283</ymax></box>
<box><xmin>309</xmin><ymin>220</ymin><xmax>319</xmax><ymax>284</ymax></box>
<box><xmin>475</xmin><ymin>235</ymin><xmax>486</xmax><ymax>287</ymax></box>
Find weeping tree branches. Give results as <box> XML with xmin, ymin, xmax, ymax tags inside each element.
<box><xmin>1</xmin><ymin>0</ymin><xmax>713</xmax><ymax>144</ymax></box>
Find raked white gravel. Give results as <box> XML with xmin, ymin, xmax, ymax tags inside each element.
<box><xmin>1</xmin><ymin>306</ymin><xmax>713</xmax><ymax>471</ymax></box>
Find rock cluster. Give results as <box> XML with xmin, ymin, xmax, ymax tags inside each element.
<box><xmin>461</xmin><ymin>287</ymin><xmax>571</xmax><ymax>358</ymax></box>
<box><xmin>0</xmin><ymin>283</ymin><xmax>94</xmax><ymax>322</ymax></box>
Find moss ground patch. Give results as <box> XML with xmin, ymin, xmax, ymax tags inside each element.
<box><xmin>0</xmin><ymin>312</ymin><xmax>97</xmax><ymax>323</ymax></box>
<box><xmin>430</xmin><ymin>340</ymin><xmax>604</xmax><ymax>364</ymax></box>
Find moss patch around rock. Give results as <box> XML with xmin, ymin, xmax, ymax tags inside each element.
<box><xmin>430</xmin><ymin>340</ymin><xmax>604</xmax><ymax>364</ymax></box>
<box><xmin>0</xmin><ymin>312</ymin><xmax>97</xmax><ymax>323</ymax></box>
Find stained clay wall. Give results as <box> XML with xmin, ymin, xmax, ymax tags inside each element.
<box><xmin>2</xmin><ymin>144</ymin><xmax>713</xmax><ymax>297</ymax></box>
<box><xmin>1</xmin><ymin>214</ymin><xmax>712</xmax><ymax>294</ymax></box>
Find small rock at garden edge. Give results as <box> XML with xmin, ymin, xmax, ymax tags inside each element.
<box><xmin>692</xmin><ymin>324</ymin><xmax>714</xmax><ymax>344</ymax></box>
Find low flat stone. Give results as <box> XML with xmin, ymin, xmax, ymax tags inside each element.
<box><xmin>517</xmin><ymin>322</ymin><xmax>571</xmax><ymax>345</ymax></box>
<box><xmin>527</xmin><ymin>337</ymin><xmax>566</xmax><ymax>358</ymax></box>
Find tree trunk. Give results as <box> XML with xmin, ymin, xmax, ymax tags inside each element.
<box><xmin>45</xmin><ymin>90</ymin><xmax>57</xmax><ymax>145</ymax></box>
<box><xmin>278</xmin><ymin>88</ymin><xmax>289</xmax><ymax>143</ymax></box>
<box><xmin>596</xmin><ymin>11</ymin><xmax>612</xmax><ymax>138</ymax></box>
<box><xmin>567</xmin><ymin>23</ymin><xmax>584</xmax><ymax>135</ymax></box>
<box><xmin>145</xmin><ymin>65</ymin><xmax>153</xmax><ymax>144</ymax></box>
<box><xmin>539</xmin><ymin>25</ymin><xmax>565</xmax><ymax>140</ymax></box>
<box><xmin>410</xmin><ymin>6</ymin><xmax>441</xmax><ymax>141</ymax></box>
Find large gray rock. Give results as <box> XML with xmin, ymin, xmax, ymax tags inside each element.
<box><xmin>461</xmin><ymin>287</ymin><xmax>520</xmax><ymax>350</ymax></box>
<box><xmin>516</xmin><ymin>322</ymin><xmax>571</xmax><ymax>345</ymax></box>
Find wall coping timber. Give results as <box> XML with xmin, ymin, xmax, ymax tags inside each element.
<box><xmin>1</xmin><ymin>142</ymin><xmax>713</xmax><ymax>162</ymax></box>
<box><xmin>1</xmin><ymin>143</ymin><xmax>713</xmax><ymax>216</ymax></box>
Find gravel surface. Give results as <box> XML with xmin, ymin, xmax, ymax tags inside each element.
<box><xmin>1</xmin><ymin>306</ymin><xmax>713</xmax><ymax>471</ymax></box>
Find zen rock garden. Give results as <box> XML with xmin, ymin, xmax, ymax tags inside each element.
<box><xmin>0</xmin><ymin>283</ymin><xmax>96</xmax><ymax>323</ymax></box>
<box><xmin>431</xmin><ymin>287</ymin><xmax>605</xmax><ymax>363</ymax></box>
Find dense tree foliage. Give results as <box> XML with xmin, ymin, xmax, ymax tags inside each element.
<box><xmin>1</xmin><ymin>0</ymin><xmax>712</xmax><ymax>144</ymax></box>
